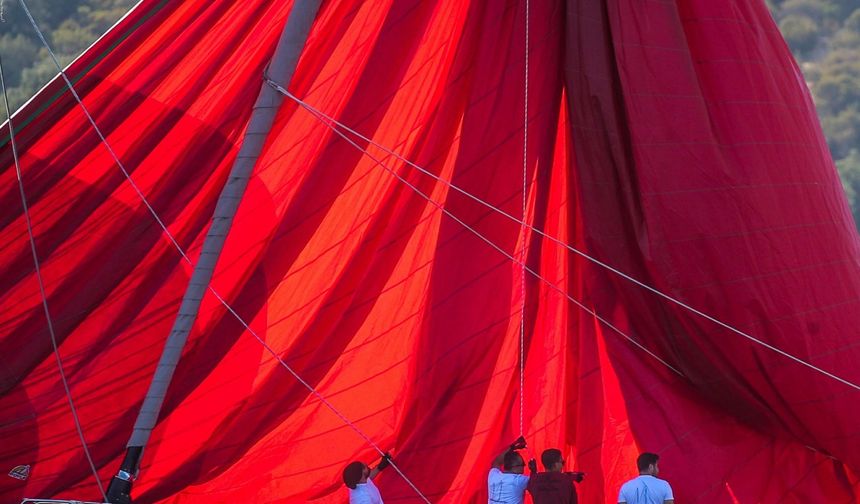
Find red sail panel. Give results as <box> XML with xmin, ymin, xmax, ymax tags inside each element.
<box><xmin>1</xmin><ymin>0</ymin><xmax>859</xmax><ymax>503</ymax></box>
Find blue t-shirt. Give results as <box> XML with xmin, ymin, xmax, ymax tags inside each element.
<box><xmin>618</xmin><ymin>475</ymin><xmax>673</xmax><ymax>504</ymax></box>
<box><xmin>488</xmin><ymin>467</ymin><xmax>529</xmax><ymax>504</ymax></box>
<box><xmin>349</xmin><ymin>478</ymin><xmax>383</xmax><ymax>504</ymax></box>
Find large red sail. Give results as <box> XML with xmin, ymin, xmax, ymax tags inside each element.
<box><xmin>2</xmin><ymin>0</ymin><xmax>859</xmax><ymax>502</ymax></box>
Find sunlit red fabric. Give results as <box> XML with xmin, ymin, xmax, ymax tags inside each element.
<box><xmin>2</xmin><ymin>0</ymin><xmax>860</xmax><ymax>502</ymax></box>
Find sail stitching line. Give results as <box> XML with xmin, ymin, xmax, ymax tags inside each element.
<box><xmin>268</xmin><ymin>79</ymin><xmax>683</xmax><ymax>377</ymax></box>
<box><xmin>18</xmin><ymin>2</ymin><xmax>432</xmax><ymax>501</ymax></box>
<box><xmin>17</xmin><ymin>0</ymin><xmax>191</xmax><ymax>262</ymax></box>
<box><xmin>519</xmin><ymin>0</ymin><xmax>529</xmax><ymax>439</ymax></box>
<box><xmin>0</xmin><ymin>52</ymin><xmax>107</xmax><ymax>500</ymax></box>
<box><xmin>16</xmin><ymin>4</ymin><xmax>858</xmax><ymax>503</ymax></box>
<box><xmin>270</xmin><ymin>82</ymin><xmax>860</xmax><ymax>394</ymax></box>
<box><xmin>207</xmin><ymin>289</ymin><xmax>431</xmax><ymax>503</ymax></box>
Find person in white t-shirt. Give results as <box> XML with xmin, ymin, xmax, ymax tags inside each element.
<box><xmin>617</xmin><ymin>452</ymin><xmax>674</xmax><ymax>504</ymax></box>
<box><xmin>343</xmin><ymin>453</ymin><xmax>392</xmax><ymax>504</ymax></box>
<box><xmin>487</xmin><ymin>436</ymin><xmax>536</xmax><ymax>504</ymax></box>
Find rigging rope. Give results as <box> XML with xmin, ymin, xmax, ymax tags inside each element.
<box><xmin>207</xmin><ymin>289</ymin><xmax>431</xmax><ymax>503</ymax></box>
<box><xmin>13</xmin><ymin>1</ymin><xmax>860</xmax><ymax>500</ymax></box>
<box><xmin>17</xmin><ymin>2</ymin><xmax>431</xmax><ymax>501</ymax></box>
<box><xmin>267</xmin><ymin>81</ymin><xmax>860</xmax><ymax>394</ymax></box>
<box><xmin>0</xmin><ymin>53</ymin><xmax>107</xmax><ymax>501</ymax></box>
<box><xmin>519</xmin><ymin>0</ymin><xmax>529</xmax><ymax>440</ymax></box>
<box><xmin>267</xmin><ymin>78</ymin><xmax>683</xmax><ymax>378</ymax></box>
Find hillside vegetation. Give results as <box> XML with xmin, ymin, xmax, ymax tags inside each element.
<box><xmin>0</xmin><ymin>0</ymin><xmax>135</xmax><ymax>106</ymax></box>
<box><xmin>771</xmin><ymin>0</ymin><xmax>860</xmax><ymax>225</ymax></box>
<box><xmin>1</xmin><ymin>0</ymin><xmax>859</xmax><ymax>227</ymax></box>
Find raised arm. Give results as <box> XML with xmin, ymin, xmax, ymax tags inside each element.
<box><xmin>492</xmin><ymin>436</ymin><xmax>527</xmax><ymax>468</ymax></box>
<box><xmin>368</xmin><ymin>452</ymin><xmax>392</xmax><ymax>480</ymax></box>
<box><xmin>491</xmin><ymin>449</ymin><xmax>507</xmax><ymax>468</ymax></box>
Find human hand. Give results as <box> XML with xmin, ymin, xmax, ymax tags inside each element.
<box><xmin>570</xmin><ymin>471</ymin><xmax>585</xmax><ymax>483</ymax></box>
<box><xmin>509</xmin><ymin>436</ymin><xmax>527</xmax><ymax>451</ymax></box>
<box><xmin>528</xmin><ymin>459</ymin><xmax>538</xmax><ymax>473</ymax></box>
<box><xmin>378</xmin><ymin>452</ymin><xmax>392</xmax><ymax>471</ymax></box>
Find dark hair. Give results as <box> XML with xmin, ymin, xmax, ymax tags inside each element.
<box><xmin>541</xmin><ymin>448</ymin><xmax>563</xmax><ymax>469</ymax></box>
<box><xmin>636</xmin><ymin>452</ymin><xmax>659</xmax><ymax>472</ymax></box>
<box><xmin>343</xmin><ymin>461</ymin><xmax>365</xmax><ymax>489</ymax></box>
<box><xmin>503</xmin><ymin>451</ymin><xmax>525</xmax><ymax>471</ymax></box>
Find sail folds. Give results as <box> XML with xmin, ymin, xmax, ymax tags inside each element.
<box><xmin>1</xmin><ymin>0</ymin><xmax>859</xmax><ymax>502</ymax></box>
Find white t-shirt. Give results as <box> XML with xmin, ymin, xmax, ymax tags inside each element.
<box><xmin>488</xmin><ymin>467</ymin><xmax>529</xmax><ymax>504</ymax></box>
<box><xmin>350</xmin><ymin>478</ymin><xmax>383</xmax><ymax>504</ymax></box>
<box><xmin>618</xmin><ymin>475</ymin><xmax>674</xmax><ymax>504</ymax></box>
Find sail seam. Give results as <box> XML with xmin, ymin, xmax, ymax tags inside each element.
<box><xmin>269</xmin><ymin>80</ymin><xmax>684</xmax><ymax>379</ymax></box>
<box><xmin>0</xmin><ymin>50</ymin><xmax>107</xmax><ymax>501</ymax></box>
<box><xmin>270</xmin><ymin>82</ymin><xmax>860</xmax><ymax>394</ymax></box>
<box><xmin>0</xmin><ymin>0</ymin><xmax>164</xmax><ymax>150</ymax></box>
<box><xmin>18</xmin><ymin>2</ymin><xmax>432</xmax><ymax>501</ymax></box>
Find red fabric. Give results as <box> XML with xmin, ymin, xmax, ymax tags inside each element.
<box><xmin>2</xmin><ymin>0</ymin><xmax>860</xmax><ymax>502</ymax></box>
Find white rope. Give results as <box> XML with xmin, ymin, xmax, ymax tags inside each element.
<box><xmin>268</xmin><ymin>79</ymin><xmax>683</xmax><ymax>378</ymax></box>
<box><xmin>208</xmin><ymin>290</ymin><xmax>431</xmax><ymax>503</ymax></box>
<box><xmin>17</xmin><ymin>0</ymin><xmax>191</xmax><ymax>264</ymax></box>
<box><xmin>268</xmin><ymin>82</ymin><xmax>860</xmax><ymax>393</ymax></box>
<box><xmin>18</xmin><ymin>3</ymin><xmax>432</xmax><ymax>501</ymax></box>
<box><xmin>518</xmin><ymin>0</ymin><xmax>529</xmax><ymax>438</ymax></box>
<box><xmin>0</xmin><ymin>53</ymin><xmax>107</xmax><ymax>501</ymax></box>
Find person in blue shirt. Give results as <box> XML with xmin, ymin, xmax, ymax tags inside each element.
<box><xmin>618</xmin><ymin>452</ymin><xmax>674</xmax><ymax>504</ymax></box>
<box><xmin>488</xmin><ymin>436</ymin><xmax>536</xmax><ymax>504</ymax></box>
<box><xmin>343</xmin><ymin>453</ymin><xmax>392</xmax><ymax>504</ymax></box>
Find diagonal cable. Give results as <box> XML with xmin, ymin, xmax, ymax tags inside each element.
<box><xmin>17</xmin><ymin>1</ymin><xmax>431</xmax><ymax>500</ymax></box>
<box><xmin>267</xmin><ymin>78</ymin><xmax>683</xmax><ymax>377</ymax></box>
<box><xmin>269</xmin><ymin>80</ymin><xmax>860</xmax><ymax>393</ymax></box>
<box><xmin>1</xmin><ymin>52</ymin><xmax>107</xmax><ymax>501</ymax></box>
<box><xmin>17</xmin><ymin>0</ymin><xmax>191</xmax><ymax>263</ymax></box>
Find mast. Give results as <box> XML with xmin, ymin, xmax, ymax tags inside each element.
<box><xmin>106</xmin><ymin>2</ymin><xmax>322</xmax><ymax>502</ymax></box>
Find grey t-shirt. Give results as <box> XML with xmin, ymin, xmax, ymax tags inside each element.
<box><xmin>350</xmin><ymin>478</ymin><xmax>383</xmax><ymax>504</ymax></box>
<box><xmin>618</xmin><ymin>475</ymin><xmax>674</xmax><ymax>504</ymax></box>
<box><xmin>488</xmin><ymin>467</ymin><xmax>529</xmax><ymax>504</ymax></box>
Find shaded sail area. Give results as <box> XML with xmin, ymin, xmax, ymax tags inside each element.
<box><xmin>2</xmin><ymin>0</ymin><xmax>859</xmax><ymax>502</ymax></box>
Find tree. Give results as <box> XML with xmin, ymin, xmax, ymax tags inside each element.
<box><xmin>7</xmin><ymin>56</ymin><xmax>66</xmax><ymax>108</ymax></box>
<box><xmin>779</xmin><ymin>14</ymin><xmax>820</xmax><ymax>55</ymax></box>
<box><xmin>0</xmin><ymin>0</ymin><xmax>135</xmax><ymax>110</ymax></box>
<box><xmin>837</xmin><ymin>150</ymin><xmax>860</xmax><ymax>225</ymax></box>
<box><xmin>822</xmin><ymin>106</ymin><xmax>860</xmax><ymax>160</ymax></box>
<box><xmin>50</xmin><ymin>19</ymin><xmax>99</xmax><ymax>56</ymax></box>
<box><xmin>0</xmin><ymin>34</ymin><xmax>39</xmax><ymax>88</ymax></box>
<box><xmin>780</xmin><ymin>0</ymin><xmax>833</xmax><ymax>24</ymax></box>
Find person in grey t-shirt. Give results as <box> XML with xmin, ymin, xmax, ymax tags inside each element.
<box><xmin>617</xmin><ymin>452</ymin><xmax>674</xmax><ymax>504</ymax></box>
<box><xmin>488</xmin><ymin>436</ymin><xmax>534</xmax><ymax>504</ymax></box>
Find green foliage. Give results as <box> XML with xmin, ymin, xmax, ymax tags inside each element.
<box><xmin>837</xmin><ymin>150</ymin><xmax>860</xmax><ymax>224</ymax></box>
<box><xmin>828</xmin><ymin>0</ymin><xmax>860</xmax><ymax>18</ymax></box>
<box><xmin>779</xmin><ymin>14</ymin><xmax>820</xmax><ymax>54</ymax></box>
<box><xmin>822</xmin><ymin>106</ymin><xmax>860</xmax><ymax>160</ymax></box>
<box><xmin>6</xmin><ymin>54</ymin><xmax>62</xmax><ymax>105</ymax></box>
<box><xmin>771</xmin><ymin>1</ymin><xmax>860</xmax><ymax>231</ymax></box>
<box><xmin>0</xmin><ymin>0</ymin><xmax>135</xmax><ymax>110</ymax></box>
<box><xmin>781</xmin><ymin>0</ymin><xmax>833</xmax><ymax>23</ymax></box>
<box><xmin>0</xmin><ymin>33</ymin><xmax>38</xmax><ymax>87</ymax></box>
<box><xmin>51</xmin><ymin>19</ymin><xmax>100</xmax><ymax>56</ymax></box>
<box><xmin>846</xmin><ymin>9</ymin><xmax>860</xmax><ymax>32</ymax></box>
